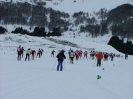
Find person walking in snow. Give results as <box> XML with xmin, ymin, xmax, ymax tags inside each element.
<box><xmin>68</xmin><ymin>48</ymin><xmax>72</xmax><ymax>59</ymax></box>
<box><xmin>79</xmin><ymin>49</ymin><xmax>83</xmax><ymax>59</ymax></box>
<box><xmin>40</xmin><ymin>48</ymin><xmax>44</xmax><ymax>56</ymax></box>
<box><xmin>31</xmin><ymin>50</ymin><xmax>36</xmax><ymax>60</ymax></box>
<box><xmin>110</xmin><ymin>54</ymin><xmax>114</xmax><ymax>61</ymax></box>
<box><xmin>91</xmin><ymin>51</ymin><xmax>95</xmax><ymax>60</ymax></box>
<box><xmin>83</xmin><ymin>51</ymin><xmax>88</xmax><ymax>60</ymax></box>
<box><xmin>104</xmin><ymin>52</ymin><xmax>108</xmax><ymax>61</ymax></box>
<box><xmin>25</xmin><ymin>48</ymin><xmax>32</xmax><ymax>61</ymax></box>
<box><xmin>56</xmin><ymin>50</ymin><xmax>66</xmax><ymax>71</ymax></box>
<box><xmin>17</xmin><ymin>45</ymin><xmax>22</xmax><ymax>60</ymax></box>
<box><xmin>69</xmin><ymin>50</ymin><xmax>75</xmax><ymax>64</ymax></box>
<box><xmin>21</xmin><ymin>47</ymin><xmax>25</xmax><ymax>58</ymax></box>
<box><xmin>125</xmin><ymin>53</ymin><xmax>128</xmax><ymax>60</ymax></box>
<box><xmin>36</xmin><ymin>48</ymin><xmax>41</xmax><ymax>58</ymax></box>
<box><xmin>95</xmin><ymin>52</ymin><xmax>104</xmax><ymax>67</ymax></box>
<box><xmin>51</xmin><ymin>49</ymin><xmax>55</xmax><ymax>57</ymax></box>
<box><xmin>75</xmin><ymin>50</ymin><xmax>80</xmax><ymax>60</ymax></box>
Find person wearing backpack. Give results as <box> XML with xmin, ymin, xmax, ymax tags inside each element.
<box><xmin>51</xmin><ymin>49</ymin><xmax>55</xmax><ymax>57</ymax></box>
<box><xmin>75</xmin><ymin>50</ymin><xmax>80</xmax><ymax>60</ymax></box>
<box><xmin>31</xmin><ymin>50</ymin><xmax>36</xmax><ymax>60</ymax></box>
<box><xmin>125</xmin><ymin>53</ymin><xmax>128</xmax><ymax>60</ymax></box>
<box><xmin>56</xmin><ymin>50</ymin><xmax>66</xmax><ymax>71</ymax></box>
<box><xmin>79</xmin><ymin>50</ymin><xmax>82</xmax><ymax>59</ymax></box>
<box><xmin>40</xmin><ymin>48</ymin><xmax>44</xmax><ymax>56</ymax></box>
<box><xmin>21</xmin><ymin>47</ymin><xmax>25</xmax><ymax>58</ymax></box>
<box><xmin>17</xmin><ymin>45</ymin><xmax>22</xmax><ymax>60</ymax></box>
<box><xmin>69</xmin><ymin>50</ymin><xmax>75</xmax><ymax>64</ymax></box>
<box><xmin>25</xmin><ymin>48</ymin><xmax>32</xmax><ymax>61</ymax></box>
<box><xmin>95</xmin><ymin>52</ymin><xmax>104</xmax><ymax>67</ymax></box>
<box><xmin>36</xmin><ymin>48</ymin><xmax>41</xmax><ymax>58</ymax></box>
<box><xmin>83</xmin><ymin>51</ymin><xmax>88</xmax><ymax>60</ymax></box>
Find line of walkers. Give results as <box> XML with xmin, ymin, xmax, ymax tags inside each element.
<box><xmin>55</xmin><ymin>48</ymin><xmax>127</xmax><ymax>71</ymax></box>
<box><xmin>17</xmin><ymin>45</ymin><xmax>128</xmax><ymax>71</ymax></box>
<box><xmin>66</xmin><ymin>48</ymin><xmax>127</xmax><ymax>67</ymax></box>
<box><xmin>17</xmin><ymin>45</ymin><xmax>44</xmax><ymax>61</ymax></box>
<box><xmin>55</xmin><ymin>49</ymin><xmax>104</xmax><ymax>71</ymax></box>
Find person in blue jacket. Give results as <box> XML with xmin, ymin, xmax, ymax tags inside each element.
<box><xmin>56</xmin><ymin>50</ymin><xmax>66</xmax><ymax>71</ymax></box>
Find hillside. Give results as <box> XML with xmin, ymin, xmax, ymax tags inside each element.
<box><xmin>0</xmin><ymin>0</ymin><xmax>132</xmax><ymax>14</ymax></box>
<box><xmin>0</xmin><ymin>0</ymin><xmax>133</xmax><ymax>39</ymax></box>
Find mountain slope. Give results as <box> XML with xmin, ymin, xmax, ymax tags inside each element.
<box><xmin>1</xmin><ymin>0</ymin><xmax>132</xmax><ymax>14</ymax></box>
<box><xmin>0</xmin><ymin>0</ymin><xmax>133</xmax><ymax>39</ymax></box>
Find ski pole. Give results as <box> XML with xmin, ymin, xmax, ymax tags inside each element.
<box><xmin>101</xmin><ymin>59</ymin><xmax>103</xmax><ymax>65</ymax></box>
<box><xmin>52</xmin><ymin>60</ymin><xmax>57</xmax><ymax>70</ymax></box>
<box><xmin>63</xmin><ymin>60</ymin><xmax>65</xmax><ymax>70</ymax></box>
<box><xmin>93</xmin><ymin>58</ymin><xmax>97</xmax><ymax>67</ymax></box>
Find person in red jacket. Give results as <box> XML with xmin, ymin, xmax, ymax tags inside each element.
<box><xmin>83</xmin><ymin>51</ymin><xmax>88</xmax><ymax>60</ymax></box>
<box><xmin>17</xmin><ymin>45</ymin><xmax>22</xmax><ymax>60</ymax></box>
<box><xmin>95</xmin><ymin>52</ymin><xmax>104</xmax><ymax>67</ymax></box>
<box><xmin>31</xmin><ymin>50</ymin><xmax>36</xmax><ymax>60</ymax></box>
<box><xmin>75</xmin><ymin>50</ymin><xmax>80</xmax><ymax>60</ymax></box>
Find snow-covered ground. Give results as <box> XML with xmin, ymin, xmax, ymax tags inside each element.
<box><xmin>0</xmin><ymin>33</ymin><xmax>133</xmax><ymax>99</ymax></box>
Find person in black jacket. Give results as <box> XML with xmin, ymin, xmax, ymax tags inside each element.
<box><xmin>21</xmin><ymin>47</ymin><xmax>25</xmax><ymax>58</ymax></box>
<box><xmin>56</xmin><ymin>50</ymin><xmax>66</xmax><ymax>71</ymax></box>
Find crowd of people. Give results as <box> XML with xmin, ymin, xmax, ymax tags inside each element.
<box><xmin>56</xmin><ymin>48</ymin><xmax>128</xmax><ymax>71</ymax></box>
<box><xmin>16</xmin><ymin>45</ymin><xmax>128</xmax><ymax>71</ymax></box>
<box><xmin>17</xmin><ymin>45</ymin><xmax>44</xmax><ymax>61</ymax></box>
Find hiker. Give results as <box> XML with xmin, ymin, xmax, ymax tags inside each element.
<box><xmin>36</xmin><ymin>48</ymin><xmax>41</xmax><ymax>58</ymax></box>
<box><xmin>104</xmin><ymin>52</ymin><xmax>108</xmax><ymax>61</ymax></box>
<box><xmin>83</xmin><ymin>51</ymin><xmax>88</xmax><ymax>60</ymax></box>
<box><xmin>31</xmin><ymin>50</ymin><xmax>36</xmax><ymax>60</ymax></box>
<box><xmin>125</xmin><ymin>53</ymin><xmax>128</xmax><ymax>60</ymax></box>
<box><xmin>75</xmin><ymin>50</ymin><xmax>80</xmax><ymax>60</ymax></box>
<box><xmin>17</xmin><ymin>45</ymin><xmax>22</xmax><ymax>60</ymax></box>
<box><xmin>25</xmin><ymin>48</ymin><xmax>31</xmax><ymax>61</ymax></box>
<box><xmin>21</xmin><ymin>47</ymin><xmax>25</xmax><ymax>58</ymax></box>
<box><xmin>79</xmin><ymin>49</ymin><xmax>83</xmax><ymax>59</ymax></box>
<box><xmin>51</xmin><ymin>50</ymin><xmax>55</xmax><ymax>57</ymax></box>
<box><xmin>69</xmin><ymin>50</ymin><xmax>75</xmax><ymax>64</ymax></box>
<box><xmin>40</xmin><ymin>48</ymin><xmax>44</xmax><ymax>56</ymax></box>
<box><xmin>56</xmin><ymin>50</ymin><xmax>66</xmax><ymax>71</ymax></box>
<box><xmin>68</xmin><ymin>48</ymin><xmax>72</xmax><ymax>59</ymax></box>
<box><xmin>95</xmin><ymin>52</ymin><xmax>104</xmax><ymax>67</ymax></box>
<box><xmin>91</xmin><ymin>51</ymin><xmax>95</xmax><ymax>60</ymax></box>
<box><xmin>110</xmin><ymin>54</ymin><xmax>114</xmax><ymax>61</ymax></box>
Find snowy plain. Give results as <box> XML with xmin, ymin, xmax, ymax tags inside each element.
<box><xmin>0</xmin><ymin>0</ymin><xmax>133</xmax><ymax>99</ymax></box>
<box><xmin>0</xmin><ymin>33</ymin><xmax>133</xmax><ymax>99</ymax></box>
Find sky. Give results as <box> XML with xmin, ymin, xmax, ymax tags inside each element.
<box><xmin>0</xmin><ymin>33</ymin><xmax>133</xmax><ymax>99</ymax></box>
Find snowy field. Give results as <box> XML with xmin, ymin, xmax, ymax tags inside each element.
<box><xmin>0</xmin><ymin>33</ymin><xmax>133</xmax><ymax>99</ymax></box>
